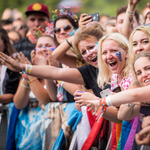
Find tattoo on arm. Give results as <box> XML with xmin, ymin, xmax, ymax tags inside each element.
<box><xmin>129</xmin><ymin>16</ymin><xmax>133</xmax><ymax>29</ymax></box>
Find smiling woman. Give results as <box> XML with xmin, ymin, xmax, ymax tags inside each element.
<box><xmin>97</xmin><ymin>32</ymin><xmax>130</xmax><ymax>88</ymax></box>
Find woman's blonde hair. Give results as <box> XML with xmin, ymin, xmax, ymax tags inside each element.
<box><xmin>129</xmin><ymin>25</ymin><xmax>150</xmax><ymax>65</ymax></box>
<box><xmin>72</xmin><ymin>22</ymin><xmax>105</xmax><ymax>56</ymax></box>
<box><xmin>97</xmin><ymin>32</ymin><xmax>131</xmax><ymax>88</ymax></box>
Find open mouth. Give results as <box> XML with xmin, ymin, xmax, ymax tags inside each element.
<box><xmin>91</xmin><ymin>56</ymin><xmax>97</xmax><ymax>62</ymax></box>
<box><xmin>144</xmin><ymin>79</ymin><xmax>150</xmax><ymax>83</ymax></box>
<box><xmin>109</xmin><ymin>61</ymin><xmax>117</xmax><ymax>67</ymax></box>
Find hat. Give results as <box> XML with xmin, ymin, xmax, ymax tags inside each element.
<box><xmin>25</xmin><ymin>3</ymin><xmax>50</xmax><ymax>18</ymax></box>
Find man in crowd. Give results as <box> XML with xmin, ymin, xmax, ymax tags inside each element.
<box><xmin>13</xmin><ymin>3</ymin><xmax>50</xmax><ymax>61</ymax></box>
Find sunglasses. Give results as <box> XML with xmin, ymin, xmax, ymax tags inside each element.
<box><xmin>14</xmin><ymin>25</ymin><xmax>27</xmax><ymax>30</ymax></box>
<box><xmin>53</xmin><ymin>25</ymin><xmax>74</xmax><ymax>35</ymax></box>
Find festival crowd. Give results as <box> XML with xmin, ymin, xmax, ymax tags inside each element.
<box><xmin>1</xmin><ymin>0</ymin><xmax>150</xmax><ymax>150</ymax></box>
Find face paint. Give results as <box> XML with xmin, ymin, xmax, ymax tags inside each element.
<box><xmin>35</xmin><ymin>47</ymin><xmax>38</xmax><ymax>51</ymax></box>
<box><xmin>43</xmin><ymin>46</ymin><xmax>46</xmax><ymax>49</ymax></box>
<box><xmin>49</xmin><ymin>46</ymin><xmax>55</xmax><ymax>51</ymax></box>
<box><xmin>115</xmin><ymin>51</ymin><xmax>122</xmax><ymax>62</ymax></box>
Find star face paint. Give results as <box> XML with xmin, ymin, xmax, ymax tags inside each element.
<box><xmin>115</xmin><ymin>51</ymin><xmax>122</xmax><ymax>62</ymax></box>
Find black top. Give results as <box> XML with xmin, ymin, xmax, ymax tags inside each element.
<box><xmin>5</xmin><ymin>69</ymin><xmax>20</xmax><ymax>94</ymax></box>
<box><xmin>13</xmin><ymin>37</ymin><xmax>35</xmax><ymax>61</ymax></box>
<box><xmin>77</xmin><ymin>64</ymin><xmax>111</xmax><ymax>97</ymax></box>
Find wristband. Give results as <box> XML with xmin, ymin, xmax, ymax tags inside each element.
<box><xmin>126</xmin><ymin>10</ymin><xmax>135</xmax><ymax>15</ymax></box>
<box><xmin>105</xmin><ymin>96</ymin><xmax>112</xmax><ymax>106</ymax></box>
<box><xmin>66</xmin><ymin>39</ymin><xmax>72</xmax><ymax>47</ymax></box>
<box><xmin>26</xmin><ymin>64</ymin><xmax>32</xmax><ymax>74</ymax></box>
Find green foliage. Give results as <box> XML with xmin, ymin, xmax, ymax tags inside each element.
<box><xmin>0</xmin><ymin>0</ymin><xmax>150</xmax><ymax>19</ymax></box>
<box><xmin>0</xmin><ymin>0</ymin><xmax>61</xmax><ymax>19</ymax></box>
<box><xmin>81</xmin><ymin>0</ymin><xmax>150</xmax><ymax>17</ymax></box>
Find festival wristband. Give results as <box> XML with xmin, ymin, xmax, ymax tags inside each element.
<box><xmin>26</xmin><ymin>64</ymin><xmax>32</xmax><ymax>74</ymax></box>
<box><xmin>105</xmin><ymin>96</ymin><xmax>112</xmax><ymax>106</ymax></box>
<box><xmin>126</xmin><ymin>10</ymin><xmax>135</xmax><ymax>15</ymax></box>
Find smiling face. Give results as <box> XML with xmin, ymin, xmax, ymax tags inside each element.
<box><xmin>134</xmin><ymin>57</ymin><xmax>150</xmax><ymax>87</ymax></box>
<box><xmin>132</xmin><ymin>31</ymin><xmax>150</xmax><ymax>56</ymax></box>
<box><xmin>101</xmin><ymin>39</ymin><xmax>128</xmax><ymax>75</ymax></box>
<box><xmin>55</xmin><ymin>19</ymin><xmax>74</xmax><ymax>44</ymax></box>
<box><xmin>78</xmin><ymin>39</ymin><xmax>98</xmax><ymax>68</ymax></box>
<box><xmin>36</xmin><ymin>36</ymin><xmax>56</xmax><ymax>59</ymax></box>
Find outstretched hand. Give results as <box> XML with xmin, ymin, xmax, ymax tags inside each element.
<box><xmin>13</xmin><ymin>52</ymin><xmax>31</xmax><ymax>65</ymax></box>
<box><xmin>129</xmin><ymin>0</ymin><xmax>141</xmax><ymax>6</ymax></box>
<box><xmin>0</xmin><ymin>52</ymin><xmax>22</xmax><ymax>72</ymax></box>
<box><xmin>74</xmin><ymin>91</ymin><xmax>100</xmax><ymax>115</ymax></box>
<box><xmin>135</xmin><ymin>126</ymin><xmax>150</xmax><ymax>146</ymax></box>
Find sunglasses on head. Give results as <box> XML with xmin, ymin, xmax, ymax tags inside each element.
<box><xmin>53</xmin><ymin>25</ymin><xmax>74</xmax><ymax>35</ymax></box>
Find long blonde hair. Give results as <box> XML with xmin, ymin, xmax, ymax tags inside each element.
<box><xmin>97</xmin><ymin>32</ymin><xmax>131</xmax><ymax>88</ymax></box>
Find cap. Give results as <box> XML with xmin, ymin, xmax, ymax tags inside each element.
<box><xmin>25</xmin><ymin>3</ymin><xmax>50</xmax><ymax>18</ymax></box>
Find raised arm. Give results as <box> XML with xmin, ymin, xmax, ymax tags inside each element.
<box><xmin>121</xmin><ymin>0</ymin><xmax>141</xmax><ymax>39</ymax></box>
<box><xmin>0</xmin><ymin>52</ymin><xmax>85</xmax><ymax>85</ymax></box>
<box><xmin>52</xmin><ymin>35</ymin><xmax>77</xmax><ymax>68</ymax></box>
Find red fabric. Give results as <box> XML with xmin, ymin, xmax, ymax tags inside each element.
<box><xmin>86</xmin><ymin>107</ymin><xmax>96</xmax><ymax>128</ymax></box>
<box><xmin>81</xmin><ymin>116</ymin><xmax>104</xmax><ymax>150</ymax></box>
<box><xmin>111</xmin><ymin>123</ymin><xmax>117</xmax><ymax>150</ymax></box>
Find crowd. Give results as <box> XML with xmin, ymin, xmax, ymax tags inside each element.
<box><xmin>0</xmin><ymin>0</ymin><xmax>150</xmax><ymax>150</ymax></box>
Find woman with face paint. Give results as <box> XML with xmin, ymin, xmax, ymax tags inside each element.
<box><xmin>0</xmin><ymin>23</ymin><xmax>112</xmax><ymax>150</ymax></box>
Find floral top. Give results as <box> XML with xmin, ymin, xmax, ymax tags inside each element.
<box><xmin>111</xmin><ymin>74</ymin><xmax>132</xmax><ymax>92</ymax></box>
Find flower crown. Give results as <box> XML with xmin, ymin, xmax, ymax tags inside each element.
<box><xmin>52</xmin><ymin>5</ymin><xmax>78</xmax><ymax>22</ymax></box>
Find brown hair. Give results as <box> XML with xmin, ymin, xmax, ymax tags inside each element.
<box><xmin>0</xmin><ymin>27</ymin><xmax>16</xmax><ymax>56</ymax></box>
<box><xmin>73</xmin><ymin>22</ymin><xmax>105</xmax><ymax>56</ymax></box>
<box><xmin>116</xmin><ymin>5</ymin><xmax>140</xmax><ymax>23</ymax></box>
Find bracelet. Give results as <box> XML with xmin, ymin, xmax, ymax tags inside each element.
<box><xmin>29</xmin><ymin>78</ymin><xmax>38</xmax><ymax>84</ymax></box>
<box><xmin>99</xmin><ymin>99</ymin><xmax>102</xmax><ymax>106</ymax></box>
<box><xmin>66</xmin><ymin>39</ymin><xmax>72</xmax><ymax>47</ymax></box>
<box><xmin>21</xmin><ymin>78</ymin><xmax>29</xmax><ymax>88</ymax></box>
<box><xmin>126</xmin><ymin>103</ymin><xmax>135</xmax><ymax>108</ymax></box>
<box><xmin>26</xmin><ymin>64</ymin><xmax>32</xmax><ymax>74</ymax></box>
<box><xmin>126</xmin><ymin>10</ymin><xmax>135</xmax><ymax>15</ymax></box>
<box><xmin>105</xmin><ymin>96</ymin><xmax>112</xmax><ymax>106</ymax></box>
<box><xmin>22</xmin><ymin>64</ymin><xmax>29</xmax><ymax>81</ymax></box>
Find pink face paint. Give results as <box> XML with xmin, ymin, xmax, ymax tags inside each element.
<box><xmin>115</xmin><ymin>51</ymin><xmax>122</xmax><ymax>62</ymax></box>
<box><xmin>35</xmin><ymin>47</ymin><xmax>38</xmax><ymax>51</ymax></box>
<box><xmin>49</xmin><ymin>46</ymin><xmax>55</xmax><ymax>51</ymax></box>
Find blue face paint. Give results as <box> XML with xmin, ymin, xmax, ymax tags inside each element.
<box><xmin>49</xmin><ymin>46</ymin><xmax>55</xmax><ymax>51</ymax></box>
<box><xmin>43</xmin><ymin>46</ymin><xmax>46</xmax><ymax>48</ymax></box>
<box><xmin>115</xmin><ymin>51</ymin><xmax>122</xmax><ymax>62</ymax></box>
<box><xmin>35</xmin><ymin>47</ymin><xmax>38</xmax><ymax>51</ymax></box>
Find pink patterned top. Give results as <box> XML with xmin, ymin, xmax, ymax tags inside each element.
<box><xmin>111</xmin><ymin>74</ymin><xmax>132</xmax><ymax>92</ymax></box>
